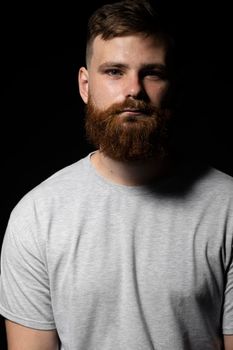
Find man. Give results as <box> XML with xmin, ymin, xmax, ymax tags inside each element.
<box><xmin>0</xmin><ymin>0</ymin><xmax>233</xmax><ymax>349</ymax></box>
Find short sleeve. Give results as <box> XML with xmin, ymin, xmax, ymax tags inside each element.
<box><xmin>0</xmin><ymin>216</ymin><xmax>56</xmax><ymax>330</ymax></box>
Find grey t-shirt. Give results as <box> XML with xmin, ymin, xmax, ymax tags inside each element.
<box><xmin>1</xmin><ymin>153</ymin><xmax>233</xmax><ymax>349</ymax></box>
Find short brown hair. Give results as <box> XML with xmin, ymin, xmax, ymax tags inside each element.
<box><xmin>86</xmin><ymin>0</ymin><xmax>174</xmax><ymax>67</ymax></box>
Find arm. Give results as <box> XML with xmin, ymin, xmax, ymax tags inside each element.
<box><xmin>224</xmin><ymin>335</ymin><xmax>233</xmax><ymax>350</ymax></box>
<box><xmin>5</xmin><ymin>320</ymin><xmax>59</xmax><ymax>350</ymax></box>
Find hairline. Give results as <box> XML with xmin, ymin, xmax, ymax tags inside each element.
<box><xmin>86</xmin><ymin>32</ymin><xmax>171</xmax><ymax>69</ymax></box>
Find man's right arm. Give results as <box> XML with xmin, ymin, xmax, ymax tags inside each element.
<box><xmin>5</xmin><ymin>320</ymin><xmax>59</xmax><ymax>350</ymax></box>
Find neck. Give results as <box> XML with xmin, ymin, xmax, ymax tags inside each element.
<box><xmin>90</xmin><ymin>150</ymin><xmax>171</xmax><ymax>186</ymax></box>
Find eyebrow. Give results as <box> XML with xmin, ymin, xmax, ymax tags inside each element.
<box><xmin>140</xmin><ymin>63</ymin><xmax>167</xmax><ymax>70</ymax></box>
<box><xmin>98</xmin><ymin>62</ymin><xmax>167</xmax><ymax>72</ymax></box>
<box><xmin>98</xmin><ymin>62</ymin><xmax>128</xmax><ymax>72</ymax></box>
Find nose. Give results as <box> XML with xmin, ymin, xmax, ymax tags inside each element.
<box><xmin>125</xmin><ymin>73</ymin><xmax>146</xmax><ymax>99</ymax></box>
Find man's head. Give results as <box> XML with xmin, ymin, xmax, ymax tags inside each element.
<box><xmin>79</xmin><ymin>0</ymin><xmax>175</xmax><ymax>162</ymax></box>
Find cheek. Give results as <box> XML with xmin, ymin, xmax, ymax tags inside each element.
<box><xmin>89</xmin><ymin>79</ymin><xmax>123</xmax><ymax>109</ymax></box>
<box><xmin>147</xmin><ymin>83</ymin><xmax>169</xmax><ymax>104</ymax></box>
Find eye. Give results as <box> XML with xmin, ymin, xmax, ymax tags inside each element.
<box><xmin>105</xmin><ymin>68</ymin><xmax>123</xmax><ymax>77</ymax></box>
<box><xmin>142</xmin><ymin>70</ymin><xmax>167</xmax><ymax>81</ymax></box>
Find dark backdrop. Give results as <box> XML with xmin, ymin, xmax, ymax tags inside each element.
<box><xmin>0</xmin><ymin>1</ymin><xmax>232</xmax><ymax>348</ymax></box>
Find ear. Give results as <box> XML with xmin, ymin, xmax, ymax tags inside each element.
<box><xmin>78</xmin><ymin>67</ymin><xmax>89</xmax><ymax>104</ymax></box>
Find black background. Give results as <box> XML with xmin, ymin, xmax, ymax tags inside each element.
<box><xmin>0</xmin><ymin>1</ymin><xmax>232</xmax><ymax>348</ymax></box>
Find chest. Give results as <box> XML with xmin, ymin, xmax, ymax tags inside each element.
<box><xmin>47</xmin><ymin>197</ymin><xmax>227</xmax><ymax>305</ymax></box>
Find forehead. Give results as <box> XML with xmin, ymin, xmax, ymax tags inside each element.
<box><xmin>90</xmin><ymin>34</ymin><xmax>167</xmax><ymax>67</ymax></box>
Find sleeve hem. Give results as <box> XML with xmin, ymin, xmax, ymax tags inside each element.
<box><xmin>222</xmin><ymin>328</ymin><xmax>233</xmax><ymax>335</ymax></box>
<box><xmin>0</xmin><ymin>305</ymin><xmax>56</xmax><ymax>330</ymax></box>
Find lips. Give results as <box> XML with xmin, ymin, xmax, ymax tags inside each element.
<box><xmin>123</xmin><ymin>108</ymin><xmax>142</xmax><ymax>113</ymax></box>
<box><xmin>119</xmin><ymin>108</ymin><xmax>147</xmax><ymax>117</ymax></box>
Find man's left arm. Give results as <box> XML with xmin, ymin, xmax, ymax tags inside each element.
<box><xmin>224</xmin><ymin>335</ymin><xmax>233</xmax><ymax>349</ymax></box>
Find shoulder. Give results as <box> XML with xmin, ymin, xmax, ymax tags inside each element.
<box><xmin>198</xmin><ymin>166</ymin><xmax>233</xmax><ymax>195</ymax></box>
<box><xmin>185</xmin><ymin>165</ymin><xmax>233</xmax><ymax>211</ymax></box>
<box><xmin>8</xmin><ymin>154</ymin><xmax>92</xmax><ymax>232</ymax></box>
<box><xmin>163</xmin><ymin>162</ymin><xmax>233</xmax><ymax>206</ymax></box>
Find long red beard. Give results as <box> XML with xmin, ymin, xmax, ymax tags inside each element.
<box><xmin>85</xmin><ymin>98</ymin><xmax>171</xmax><ymax>162</ymax></box>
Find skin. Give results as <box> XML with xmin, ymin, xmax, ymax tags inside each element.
<box><xmin>225</xmin><ymin>336</ymin><xmax>233</xmax><ymax>350</ymax></box>
<box><xmin>5</xmin><ymin>320</ymin><xmax>59</xmax><ymax>350</ymax></box>
<box><xmin>81</xmin><ymin>34</ymin><xmax>169</xmax><ymax>110</ymax></box>
<box><xmin>79</xmin><ymin>34</ymin><xmax>171</xmax><ymax>185</ymax></box>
